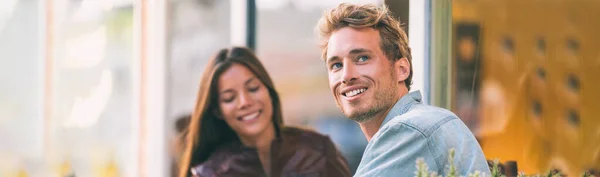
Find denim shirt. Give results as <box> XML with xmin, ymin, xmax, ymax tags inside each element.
<box><xmin>354</xmin><ymin>91</ymin><xmax>491</xmax><ymax>177</ymax></box>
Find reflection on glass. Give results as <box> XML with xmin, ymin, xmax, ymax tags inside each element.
<box><xmin>63</xmin><ymin>70</ymin><xmax>113</xmax><ymax>128</ymax></box>
<box><xmin>166</xmin><ymin>1</ymin><xmax>231</xmax><ymax>175</ymax></box>
<box><xmin>64</xmin><ymin>26</ymin><xmax>107</xmax><ymax>69</ymax></box>
<box><xmin>451</xmin><ymin>0</ymin><xmax>600</xmax><ymax>175</ymax></box>
<box><xmin>49</xmin><ymin>0</ymin><xmax>135</xmax><ymax>176</ymax></box>
<box><xmin>167</xmin><ymin>0</ymin><xmax>231</xmax><ymax>119</ymax></box>
<box><xmin>0</xmin><ymin>0</ymin><xmax>43</xmax><ymax>176</ymax></box>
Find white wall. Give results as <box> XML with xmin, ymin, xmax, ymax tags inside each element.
<box><xmin>408</xmin><ymin>0</ymin><xmax>430</xmax><ymax>104</ymax></box>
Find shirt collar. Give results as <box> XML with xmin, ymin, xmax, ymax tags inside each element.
<box><xmin>379</xmin><ymin>90</ymin><xmax>423</xmax><ymax>129</ymax></box>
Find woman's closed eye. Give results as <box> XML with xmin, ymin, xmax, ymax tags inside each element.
<box><xmin>221</xmin><ymin>94</ymin><xmax>235</xmax><ymax>103</ymax></box>
<box><xmin>248</xmin><ymin>85</ymin><xmax>260</xmax><ymax>92</ymax></box>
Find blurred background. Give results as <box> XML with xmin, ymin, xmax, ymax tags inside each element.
<box><xmin>0</xmin><ymin>0</ymin><xmax>598</xmax><ymax>176</ymax></box>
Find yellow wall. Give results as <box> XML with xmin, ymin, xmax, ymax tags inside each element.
<box><xmin>453</xmin><ymin>0</ymin><xmax>600</xmax><ymax>175</ymax></box>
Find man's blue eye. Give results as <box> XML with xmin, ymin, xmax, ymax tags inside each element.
<box><xmin>358</xmin><ymin>56</ymin><xmax>369</xmax><ymax>62</ymax></box>
<box><xmin>331</xmin><ymin>63</ymin><xmax>342</xmax><ymax>69</ymax></box>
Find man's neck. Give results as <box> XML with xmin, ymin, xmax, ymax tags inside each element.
<box><xmin>358</xmin><ymin>105</ymin><xmax>394</xmax><ymax>141</ymax></box>
<box><xmin>359</xmin><ymin>89</ymin><xmax>409</xmax><ymax>141</ymax></box>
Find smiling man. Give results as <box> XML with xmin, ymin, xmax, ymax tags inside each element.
<box><xmin>316</xmin><ymin>3</ymin><xmax>491</xmax><ymax>176</ymax></box>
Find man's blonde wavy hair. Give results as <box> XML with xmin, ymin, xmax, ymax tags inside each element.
<box><xmin>316</xmin><ymin>3</ymin><xmax>413</xmax><ymax>90</ymax></box>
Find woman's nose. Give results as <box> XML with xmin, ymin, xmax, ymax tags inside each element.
<box><xmin>237</xmin><ymin>91</ymin><xmax>254</xmax><ymax>110</ymax></box>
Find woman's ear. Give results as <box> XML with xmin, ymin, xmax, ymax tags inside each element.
<box><xmin>394</xmin><ymin>57</ymin><xmax>411</xmax><ymax>83</ymax></box>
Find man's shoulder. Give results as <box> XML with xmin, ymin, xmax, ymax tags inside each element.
<box><xmin>384</xmin><ymin>104</ymin><xmax>459</xmax><ymax>137</ymax></box>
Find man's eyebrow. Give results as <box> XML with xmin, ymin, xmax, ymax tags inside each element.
<box><xmin>326</xmin><ymin>56</ymin><xmax>340</xmax><ymax>64</ymax></box>
<box><xmin>349</xmin><ymin>48</ymin><xmax>372</xmax><ymax>54</ymax></box>
<box><xmin>326</xmin><ymin>48</ymin><xmax>373</xmax><ymax>63</ymax></box>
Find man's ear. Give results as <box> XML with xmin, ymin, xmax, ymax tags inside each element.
<box><xmin>394</xmin><ymin>57</ymin><xmax>411</xmax><ymax>83</ymax></box>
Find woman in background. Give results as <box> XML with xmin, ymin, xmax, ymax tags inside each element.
<box><xmin>179</xmin><ymin>47</ymin><xmax>350</xmax><ymax>177</ymax></box>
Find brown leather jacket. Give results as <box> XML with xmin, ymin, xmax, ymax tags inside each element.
<box><xmin>190</xmin><ymin>127</ymin><xmax>351</xmax><ymax>177</ymax></box>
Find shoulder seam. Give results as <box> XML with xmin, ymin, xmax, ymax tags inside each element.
<box><xmin>385</xmin><ymin>121</ymin><xmax>443</xmax><ymax>172</ymax></box>
<box><xmin>388</xmin><ymin>115</ymin><xmax>455</xmax><ymax>137</ymax></box>
<box><xmin>386</xmin><ymin>115</ymin><xmax>456</xmax><ymax>171</ymax></box>
<box><xmin>423</xmin><ymin>115</ymin><xmax>457</xmax><ymax>136</ymax></box>
<box><xmin>425</xmin><ymin>116</ymin><xmax>458</xmax><ymax>171</ymax></box>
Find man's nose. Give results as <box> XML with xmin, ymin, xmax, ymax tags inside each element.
<box><xmin>342</xmin><ymin>63</ymin><xmax>358</xmax><ymax>84</ymax></box>
<box><xmin>238</xmin><ymin>92</ymin><xmax>254</xmax><ymax>110</ymax></box>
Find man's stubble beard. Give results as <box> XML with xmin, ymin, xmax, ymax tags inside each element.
<box><xmin>339</xmin><ymin>70</ymin><xmax>399</xmax><ymax>123</ymax></box>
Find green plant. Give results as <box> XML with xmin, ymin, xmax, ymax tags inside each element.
<box><xmin>414</xmin><ymin>148</ymin><xmax>597</xmax><ymax>177</ymax></box>
<box><xmin>582</xmin><ymin>171</ymin><xmax>597</xmax><ymax>177</ymax></box>
<box><xmin>490</xmin><ymin>159</ymin><xmax>505</xmax><ymax>177</ymax></box>
<box><xmin>545</xmin><ymin>169</ymin><xmax>562</xmax><ymax>177</ymax></box>
<box><xmin>415</xmin><ymin>158</ymin><xmax>429</xmax><ymax>177</ymax></box>
<box><xmin>415</xmin><ymin>158</ymin><xmax>442</xmax><ymax>177</ymax></box>
<box><xmin>468</xmin><ymin>171</ymin><xmax>483</xmax><ymax>177</ymax></box>
<box><xmin>414</xmin><ymin>149</ymin><xmax>482</xmax><ymax>177</ymax></box>
<box><xmin>447</xmin><ymin>149</ymin><xmax>458</xmax><ymax>177</ymax></box>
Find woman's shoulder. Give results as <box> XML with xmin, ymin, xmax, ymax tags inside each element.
<box><xmin>282</xmin><ymin>126</ymin><xmax>329</xmax><ymax>139</ymax></box>
<box><xmin>190</xmin><ymin>162</ymin><xmax>216</xmax><ymax>177</ymax></box>
<box><xmin>274</xmin><ymin>127</ymin><xmax>350</xmax><ymax>176</ymax></box>
<box><xmin>191</xmin><ymin>144</ymin><xmax>263</xmax><ymax>176</ymax></box>
<box><xmin>189</xmin><ymin>148</ymin><xmax>230</xmax><ymax>176</ymax></box>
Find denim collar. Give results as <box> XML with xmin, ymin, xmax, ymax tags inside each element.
<box><xmin>379</xmin><ymin>90</ymin><xmax>423</xmax><ymax>129</ymax></box>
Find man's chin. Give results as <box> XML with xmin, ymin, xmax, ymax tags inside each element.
<box><xmin>344</xmin><ymin>104</ymin><xmax>388</xmax><ymax>123</ymax></box>
<box><xmin>343</xmin><ymin>109</ymin><xmax>372</xmax><ymax>123</ymax></box>
<box><xmin>337</xmin><ymin>103</ymin><xmax>370</xmax><ymax>121</ymax></box>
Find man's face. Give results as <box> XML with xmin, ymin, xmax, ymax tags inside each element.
<box><xmin>325</xmin><ymin>27</ymin><xmax>401</xmax><ymax>122</ymax></box>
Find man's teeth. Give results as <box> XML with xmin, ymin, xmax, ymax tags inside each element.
<box><xmin>241</xmin><ymin>111</ymin><xmax>260</xmax><ymax>121</ymax></box>
<box><xmin>345</xmin><ymin>88</ymin><xmax>366</xmax><ymax>97</ymax></box>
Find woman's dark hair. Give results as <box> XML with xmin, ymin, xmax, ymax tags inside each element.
<box><xmin>178</xmin><ymin>47</ymin><xmax>284</xmax><ymax>177</ymax></box>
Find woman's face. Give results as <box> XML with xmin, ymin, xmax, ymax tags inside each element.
<box><xmin>217</xmin><ymin>63</ymin><xmax>274</xmax><ymax>144</ymax></box>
